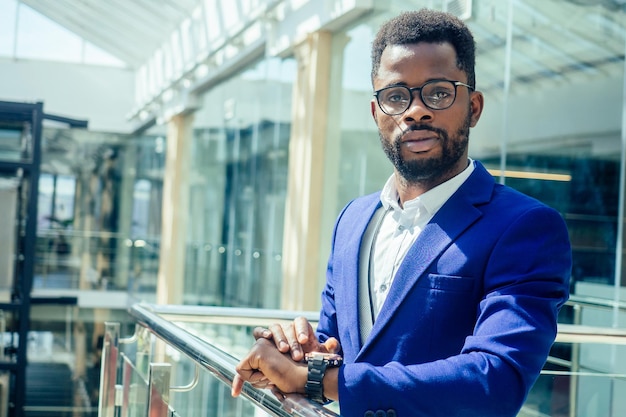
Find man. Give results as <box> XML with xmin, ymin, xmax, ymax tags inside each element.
<box><xmin>232</xmin><ymin>9</ymin><xmax>571</xmax><ymax>417</ymax></box>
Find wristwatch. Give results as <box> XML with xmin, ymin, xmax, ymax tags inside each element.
<box><xmin>304</xmin><ymin>352</ymin><xmax>343</xmax><ymax>404</ymax></box>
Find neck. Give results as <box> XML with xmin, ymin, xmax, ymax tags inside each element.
<box><xmin>394</xmin><ymin>159</ymin><xmax>470</xmax><ymax>206</ymax></box>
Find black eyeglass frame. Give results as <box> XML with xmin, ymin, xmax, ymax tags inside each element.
<box><xmin>373</xmin><ymin>79</ymin><xmax>474</xmax><ymax>115</ymax></box>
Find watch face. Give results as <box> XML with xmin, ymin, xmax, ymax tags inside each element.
<box><xmin>305</xmin><ymin>352</ymin><xmax>343</xmax><ymax>366</ymax></box>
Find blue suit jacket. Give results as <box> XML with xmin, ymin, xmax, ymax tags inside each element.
<box><xmin>316</xmin><ymin>161</ymin><xmax>571</xmax><ymax>417</ymax></box>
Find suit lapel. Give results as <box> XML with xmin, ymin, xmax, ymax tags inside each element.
<box><xmin>335</xmin><ymin>194</ymin><xmax>382</xmax><ymax>360</ymax></box>
<box><xmin>356</xmin><ymin>162</ymin><xmax>495</xmax><ymax>359</ymax></box>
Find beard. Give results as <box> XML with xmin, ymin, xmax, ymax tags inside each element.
<box><xmin>379</xmin><ymin>111</ymin><xmax>472</xmax><ymax>184</ymax></box>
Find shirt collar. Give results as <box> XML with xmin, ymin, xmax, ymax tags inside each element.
<box><xmin>380</xmin><ymin>158</ymin><xmax>475</xmax><ymax>220</ymax></box>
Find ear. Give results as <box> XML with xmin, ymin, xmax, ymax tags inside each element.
<box><xmin>370</xmin><ymin>99</ymin><xmax>379</xmax><ymax>124</ymax></box>
<box><xmin>469</xmin><ymin>91</ymin><xmax>484</xmax><ymax>127</ymax></box>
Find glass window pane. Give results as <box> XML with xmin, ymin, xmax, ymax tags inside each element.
<box><xmin>497</xmin><ymin>1</ymin><xmax>625</xmax><ymax>306</ymax></box>
<box><xmin>187</xmin><ymin>56</ymin><xmax>295</xmax><ymax>307</ymax></box>
<box><xmin>16</xmin><ymin>5</ymin><xmax>82</xmax><ymax>62</ymax></box>
<box><xmin>83</xmin><ymin>42</ymin><xmax>125</xmax><ymax>67</ymax></box>
<box><xmin>0</xmin><ymin>0</ymin><xmax>17</xmax><ymax>57</ymax></box>
<box><xmin>324</xmin><ymin>0</ymin><xmax>626</xmax><ymax>305</ymax></box>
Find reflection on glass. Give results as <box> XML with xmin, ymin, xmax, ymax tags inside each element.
<box><xmin>34</xmin><ymin>127</ymin><xmax>165</xmax><ymax>294</ymax></box>
<box><xmin>324</xmin><ymin>0</ymin><xmax>626</xmax><ymax>323</ymax></box>
<box><xmin>187</xmin><ymin>56</ymin><xmax>295</xmax><ymax>308</ymax></box>
<box><xmin>495</xmin><ymin>1</ymin><xmax>624</xmax><ymax>306</ymax></box>
<box><xmin>0</xmin><ymin>124</ymin><xmax>31</xmax><ymax>162</ymax></box>
<box><xmin>522</xmin><ymin>340</ymin><xmax>626</xmax><ymax>417</ymax></box>
<box><xmin>0</xmin><ymin>176</ymin><xmax>18</xmax><ymax>295</ymax></box>
<box><xmin>122</xmin><ymin>353</ymin><xmax>150</xmax><ymax>417</ymax></box>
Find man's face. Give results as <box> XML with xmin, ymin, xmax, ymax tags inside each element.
<box><xmin>370</xmin><ymin>42</ymin><xmax>484</xmax><ymax>186</ymax></box>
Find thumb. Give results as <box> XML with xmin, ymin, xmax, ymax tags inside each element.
<box><xmin>231</xmin><ymin>374</ymin><xmax>244</xmax><ymax>397</ymax></box>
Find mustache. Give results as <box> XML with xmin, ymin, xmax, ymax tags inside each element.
<box><xmin>397</xmin><ymin>124</ymin><xmax>448</xmax><ymax>141</ymax></box>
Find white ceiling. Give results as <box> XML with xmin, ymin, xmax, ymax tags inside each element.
<box><xmin>20</xmin><ymin>0</ymin><xmax>201</xmax><ymax>68</ymax></box>
<box><xmin>20</xmin><ymin>0</ymin><xmax>626</xmax><ymax>112</ymax></box>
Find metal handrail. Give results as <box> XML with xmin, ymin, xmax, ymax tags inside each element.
<box><xmin>556</xmin><ymin>323</ymin><xmax>626</xmax><ymax>345</ymax></box>
<box><xmin>147</xmin><ymin>304</ymin><xmax>320</xmax><ymax>327</ymax></box>
<box><xmin>126</xmin><ymin>299</ymin><xmax>626</xmax><ymax>417</ymax></box>
<box><xmin>129</xmin><ymin>303</ymin><xmax>339</xmax><ymax>417</ymax></box>
<box><xmin>566</xmin><ymin>294</ymin><xmax>626</xmax><ymax>312</ymax></box>
<box><xmin>143</xmin><ymin>301</ymin><xmax>626</xmax><ymax>345</ymax></box>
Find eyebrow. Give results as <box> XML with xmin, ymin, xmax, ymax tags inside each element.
<box><xmin>382</xmin><ymin>81</ymin><xmax>409</xmax><ymax>89</ymax></box>
<box><xmin>380</xmin><ymin>78</ymin><xmax>460</xmax><ymax>89</ymax></box>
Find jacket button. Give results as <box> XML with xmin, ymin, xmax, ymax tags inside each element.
<box><xmin>375</xmin><ymin>411</ymin><xmax>386</xmax><ymax>417</ymax></box>
<box><xmin>387</xmin><ymin>410</ymin><xmax>397</xmax><ymax>417</ymax></box>
<box><xmin>364</xmin><ymin>412</ymin><xmax>374</xmax><ymax>417</ymax></box>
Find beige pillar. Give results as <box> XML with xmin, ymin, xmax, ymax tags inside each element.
<box><xmin>156</xmin><ymin>114</ymin><xmax>193</xmax><ymax>306</ymax></box>
<box><xmin>281</xmin><ymin>31</ymin><xmax>333</xmax><ymax>311</ymax></box>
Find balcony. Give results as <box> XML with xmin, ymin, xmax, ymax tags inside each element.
<box><xmin>96</xmin><ymin>297</ymin><xmax>626</xmax><ymax>417</ymax></box>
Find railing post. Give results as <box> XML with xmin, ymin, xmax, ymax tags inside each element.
<box><xmin>569</xmin><ymin>304</ymin><xmax>582</xmax><ymax>417</ymax></box>
<box><xmin>98</xmin><ymin>322</ymin><xmax>120</xmax><ymax>417</ymax></box>
<box><xmin>147</xmin><ymin>363</ymin><xmax>172</xmax><ymax>417</ymax></box>
<box><xmin>136</xmin><ymin>326</ymin><xmax>152</xmax><ymax>378</ymax></box>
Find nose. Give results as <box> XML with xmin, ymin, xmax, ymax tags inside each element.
<box><xmin>404</xmin><ymin>91</ymin><xmax>434</xmax><ymax>122</ymax></box>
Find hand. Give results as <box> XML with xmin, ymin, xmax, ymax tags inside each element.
<box><xmin>231</xmin><ymin>338</ymin><xmax>307</xmax><ymax>397</ymax></box>
<box><xmin>253</xmin><ymin>317</ymin><xmax>341</xmax><ymax>361</ymax></box>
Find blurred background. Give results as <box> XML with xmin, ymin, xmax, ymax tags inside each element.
<box><xmin>1</xmin><ymin>0</ymin><xmax>626</xmax><ymax>416</ymax></box>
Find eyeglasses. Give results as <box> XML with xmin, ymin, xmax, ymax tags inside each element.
<box><xmin>373</xmin><ymin>79</ymin><xmax>474</xmax><ymax>115</ymax></box>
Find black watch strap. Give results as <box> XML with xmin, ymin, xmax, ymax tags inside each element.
<box><xmin>305</xmin><ymin>356</ymin><xmax>328</xmax><ymax>404</ymax></box>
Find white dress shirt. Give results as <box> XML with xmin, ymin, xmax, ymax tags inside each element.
<box><xmin>369</xmin><ymin>159</ymin><xmax>475</xmax><ymax>319</ymax></box>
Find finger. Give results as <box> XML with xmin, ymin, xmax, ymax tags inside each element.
<box><xmin>294</xmin><ymin>317</ymin><xmax>313</xmax><ymax>345</ymax></box>
<box><xmin>322</xmin><ymin>337</ymin><xmax>341</xmax><ymax>354</ymax></box>
<box><xmin>250</xmin><ymin>380</ymin><xmax>268</xmax><ymax>389</ymax></box>
<box><xmin>250</xmin><ymin>375</ymin><xmax>273</xmax><ymax>389</ymax></box>
<box><xmin>281</xmin><ymin>322</ymin><xmax>304</xmax><ymax>361</ymax></box>
<box><xmin>253</xmin><ymin>327</ymin><xmax>272</xmax><ymax>340</ymax></box>
<box><xmin>231</xmin><ymin>374</ymin><xmax>244</xmax><ymax>397</ymax></box>
<box><xmin>298</xmin><ymin>321</ymin><xmax>325</xmax><ymax>354</ymax></box>
<box><xmin>270</xmin><ymin>386</ymin><xmax>286</xmax><ymax>402</ymax></box>
<box><xmin>249</xmin><ymin>374</ymin><xmax>268</xmax><ymax>384</ymax></box>
<box><xmin>268</xmin><ymin>323</ymin><xmax>290</xmax><ymax>352</ymax></box>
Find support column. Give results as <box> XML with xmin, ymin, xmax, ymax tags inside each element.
<box><xmin>281</xmin><ymin>31</ymin><xmax>332</xmax><ymax>311</ymax></box>
<box><xmin>156</xmin><ymin>114</ymin><xmax>193</xmax><ymax>306</ymax></box>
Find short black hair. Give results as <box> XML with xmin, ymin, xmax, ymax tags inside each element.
<box><xmin>371</xmin><ymin>9</ymin><xmax>476</xmax><ymax>88</ymax></box>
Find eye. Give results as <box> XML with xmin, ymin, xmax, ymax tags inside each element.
<box><xmin>423</xmin><ymin>84</ymin><xmax>455</xmax><ymax>106</ymax></box>
<box><xmin>426</xmin><ymin>88</ymin><xmax>452</xmax><ymax>101</ymax></box>
<box><xmin>382</xmin><ymin>88</ymin><xmax>410</xmax><ymax>104</ymax></box>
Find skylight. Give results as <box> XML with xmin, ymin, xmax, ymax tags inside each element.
<box><xmin>0</xmin><ymin>0</ymin><xmax>125</xmax><ymax>67</ymax></box>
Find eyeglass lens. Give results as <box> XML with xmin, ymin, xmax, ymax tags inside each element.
<box><xmin>377</xmin><ymin>80</ymin><xmax>458</xmax><ymax>114</ymax></box>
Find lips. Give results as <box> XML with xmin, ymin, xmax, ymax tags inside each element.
<box><xmin>401</xmin><ymin>129</ymin><xmax>439</xmax><ymax>153</ymax></box>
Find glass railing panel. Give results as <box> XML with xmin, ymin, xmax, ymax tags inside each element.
<box><xmin>519</xmin><ymin>327</ymin><xmax>626</xmax><ymax>417</ymax></box>
<box><xmin>98</xmin><ymin>323</ymin><xmax>119</xmax><ymax>417</ymax></box>
<box><xmin>121</xmin><ymin>353</ymin><xmax>150</xmax><ymax>417</ymax></box>
<box><xmin>521</xmin><ymin>369</ymin><xmax>626</xmax><ymax>417</ymax></box>
<box><xmin>167</xmin><ymin>319</ymin><xmax>341</xmax><ymax>416</ymax></box>
<box><xmin>115</xmin><ymin>304</ymin><xmax>340</xmax><ymax>417</ymax></box>
<box><xmin>167</xmin><ymin>353</ymin><xmax>262</xmax><ymax>417</ymax></box>
<box><xmin>103</xmin><ymin>303</ymin><xmax>626</xmax><ymax>417</ymax></box>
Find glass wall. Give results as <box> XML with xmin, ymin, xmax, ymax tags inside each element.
<box><xmin>35</xmin><ymin>127</ymin><xmax>166</xmax><ymax>292</ymax></box>
<box><xmin>323</xmin><ymin>1</ymin><xmax>626</xmax><ymax>415</ymax></box>
<box><xmin>470</xmin><ymin>0</ymin><xmax>625</xmax><ymax>300</ymax></box>
<box><xmin>323</xmin><ymin>0</ymin><xmax>626</xmax><ymax>306</ymax></box>
<box><xmin>186</xmin><ymin>56</ymin><xmax>296</xmax><ymax>308</ymax></box>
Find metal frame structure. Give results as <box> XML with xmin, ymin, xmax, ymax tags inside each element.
<box><xmin>0</xmin><ymin>100</ymin><xmax>43</xmax><ymax>417</ymax></box>
<box><xmin>0</xmin><ymin>100</ymin><xmax>87</xmax><ymax>417</ymax></box>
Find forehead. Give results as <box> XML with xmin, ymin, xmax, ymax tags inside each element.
<box><xmin>375</xmin><ymin>42</ymin><xmax>462</xmax><ymax>87</ymax></box>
